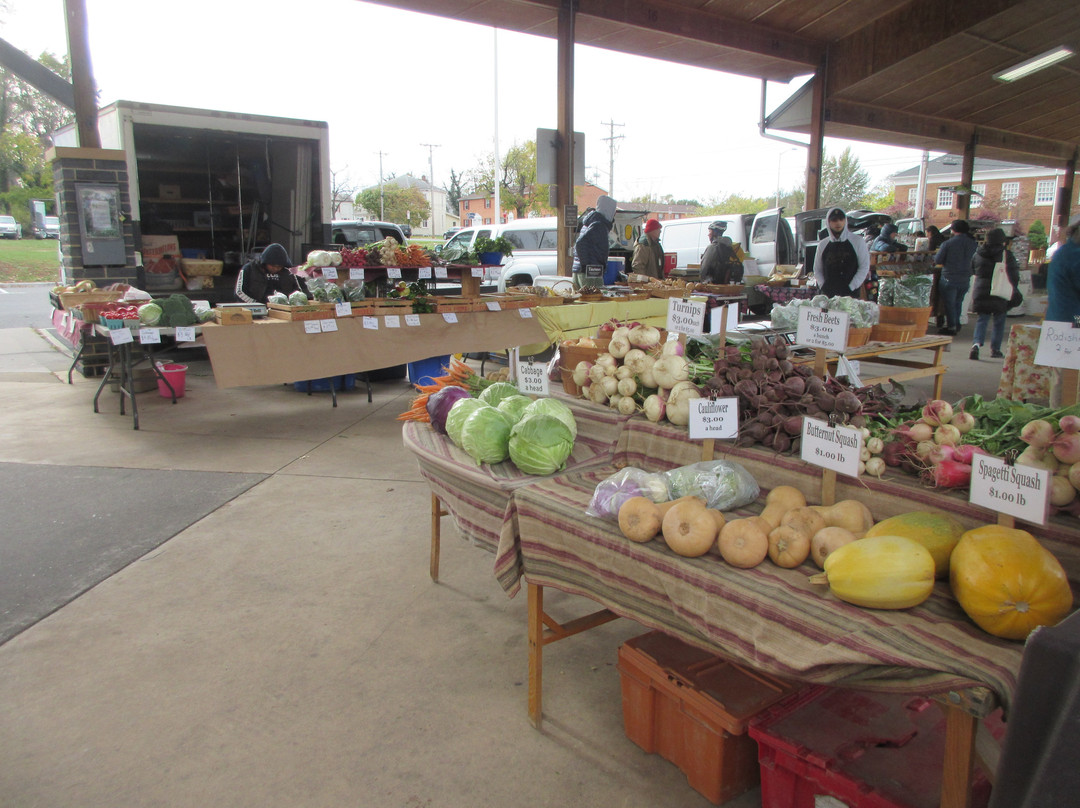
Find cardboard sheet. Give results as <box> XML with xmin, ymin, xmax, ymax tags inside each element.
<box><xmin>201</xmin><ymin>309</ymin><xmax>547</xmax><ymax>388</ymax></box>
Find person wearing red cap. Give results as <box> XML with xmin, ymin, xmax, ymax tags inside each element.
<box><xmin>632</xmin><ymin>218</ymin><xmax>664</xmax><ymax>278</ymax></box>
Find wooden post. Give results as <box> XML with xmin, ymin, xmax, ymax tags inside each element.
<box><xmin>1063</xmin><ymin>368</ymin><xmax>1079</xmax><ymax>407</ymax></box>
<box><xmin>805</xmin><ymin>64</ymin><xmax>826</xmax><ymax>211</ymax></box>
<box><xmin>555</xmin><ymin>0</ymin><xmax>575</xmax><ymax>279</ymax></box>
<box><xmin>63</xmin><ymin>0</ymin><xmax>101</xmax><ymax>149</ymax></box>
<box><xmin>700</xmin><ymin>304</ymin><xmax>730</xmax><ymax>462</ymax></box>
<box><xmin>940</xmin><ymin>704</ymin><xmax>977</xmax><ymax>808</ymax></box>
<box><xmin>429</xmin><ymin>493</ymin><xmax>442</xmax><ymax>582</ymax></box>
<box><xmin>1055</xmin><ymin>151</ymin><xmax>1076</xmax><ymax>244</ymax></box>
<box><xmin>528</xmin><ymin>582</ymin><xmax>544</xmax><ymax>729</ymax></box>
<box><xmin>959</xmin><ymin>136</ymin><xmax>977</xmax><ymax>220</ymax></box>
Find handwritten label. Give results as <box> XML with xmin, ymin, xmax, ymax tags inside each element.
<box><xmin>486</xmin><ymin>301</ymin><xmax>501</xmax><ymax>311</ymax></box>
<box><xmin>800</xmin><ymin>417</ymin><xmax>862</xmax><ymax>478</ymax></box>
<box><xmin>689</xmin><ymin>397</ymin><xmax>739</xmax><ymax>440</ymax></box>
<box><xmin>796</xmin><ymin>307</ymin><xmax>850</xmax><ymax>352</ymax></box>
<box><xmin>322</xmin><ymin>267</ymin><xmax>338</xmax><ymax>280</ymax></box>
<box><xmin>1034</xmin><ymin>321</ymin><xmax>1080</xmax><ymax>370</ymax></box>
<box><xmin>517</xmin><ymin>362</ymin><xmax>549</xmax><ymax>396</ymax></box>
<box><xmin>435</xmin><ymin>267</ymin><xmax>448</xmax><ymax>279</ymax></box>
<box><xmin>362</xmin><ymin>316</ymin><xmax>378</xmax><ymax>330</ymax></box>
<box><xmin>138</xmin><ymin>327</ymin><xmax>161</xmax><ymax>344</ymax></box>
<box><xmin>335</xmin><ymin>302</ymin><xmax>351</xmax><ymax>318</ymax></box>
<box><xmin>304</xmin><ymin>320</ymin><xmax>321</xmax><ymax>334</ymax></box>
<box><xmin>174</xmin><ymin>326</ymin><xmax>196</xmax><ymax>343</ymax></box>
<box><xmin>386</xmin><ymin>267</ymin><xmax>402</xmax><ymax>279</ymax></box>
<box><xmin>667</xmin><ymin>298</ymin><xmax>706</xmax><ymax>335</ymax></box>
<box><xmin>109</xmin><ymin>327</ymin><xmax>133</xmax><ymax>345</ymax></box>
<box><xmin>970</xmin><ymin>454</ymin><xmax>1050</xmax><ymax>525</ymax></box>
<box><xmin>708</xmin><ymin>302</ymin><xmax>739</xmax><ymax>335</ymax></box>
<box><xmin>384</xmin><ymin>315</ymin><xmax>401</xmax><ymax>328</ymax></box>
<box><xmin>418</xmin><ymin>267</ymin><xmax>432</xmax><ymax>279</ymax></box>
<box><xmin>442</xmin><ymin>312</ymin><xmax>459</xmax><ymax>324</ymax></box>
<box><xmin>349</xmin><ymin>268</ymin><xmax>365</xmax><ymax>281</ymax></box>
<box><xmin>320</xmin><ymin>319</ymin><xmax>337</xmax><ymax>332</ymax></box>
<box><xmin>471</xmin><ymin>267</ymin><xmax>484</xmax><ymax>278</ymax></box>
<box><xmin>519</xmin><ymin>307</ymin><xmax>533</xmax><ymax>319</ymax></box>
<box><xmin>404</xmin><ymin>314</ymin><xmax>421</xmax><ymax>327</ymax></box>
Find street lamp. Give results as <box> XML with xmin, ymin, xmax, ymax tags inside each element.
<box><xmin>775</xmin><ymin>147</ymin><xmax>798</xmax><ymax>209</ymax></box>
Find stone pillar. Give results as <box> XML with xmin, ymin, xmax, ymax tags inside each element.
<box><xmin>46</xmin><ymin>146</ymin><xmax>138</xmax><ymax>376</ymax></box>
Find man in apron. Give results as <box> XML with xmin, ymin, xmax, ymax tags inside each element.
<box><xmin>811</xmin><ymin>207</ymin><xmax>870</xmax><ymax>298</ymax></box>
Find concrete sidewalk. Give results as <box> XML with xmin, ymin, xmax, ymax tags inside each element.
<box><xmin>0</xmin><ymin>321</ymin><xmax>1026</xmax><ymax>808</ymax></box>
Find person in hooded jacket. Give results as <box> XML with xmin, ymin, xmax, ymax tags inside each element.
<box><xmin>933</xmin><ymin>219</ymin><xmax>978</xmax><ymax>335</ymax></box>
<box><xmin>1045</xmin><ymin>217</ymin><xmax>1080</xmax><ymax>405</ymax></box>
<box><xmin>235</xmin><ymin>243</ymin><xmax>308</xmax><ymax>303</ymax></box>
<box><xmin>631</xmin><ymin>218</ymin><xmax>664</xmax><ymax>278</ymax></box>
<box><xmin>811</xmin><ymin>207</ymin><xmax>870</xmax><ymax>298</ymax></box>
<box><xmin>871</xmin><ymin>223</ymin><xmax>909</xmax><ymax>254</ymax></box>
<box><xmin>699</xmin><ymin>223</ymin><xmax>744</xmax><ymax>284</ymax></box>
<box><xmin>572</xmin><ymin>195</ymin><xmax>617</xmax><ymax>288</ymax></box>
<box><xmin>968</xmin><ymin>228</ymin><xmax>1020</xmax><ymax>361</ymax></box>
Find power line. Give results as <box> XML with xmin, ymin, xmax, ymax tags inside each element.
<box><xmin>420</xmin><ymin>144</ymin><xmax>441</xmax><ymax>236</ymax></box>
<box><xmin>601</xmin><ymin>120</ymin><xmax>624</xmax><ymax>197</ymax></box>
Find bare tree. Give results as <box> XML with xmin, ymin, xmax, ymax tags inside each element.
<box><xmin>330</xmin><ymin>166</ymin><xmax>358</xmax><ymax>218</ymax></box>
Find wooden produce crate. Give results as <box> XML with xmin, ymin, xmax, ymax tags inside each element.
<box><xmin>433</xmin><ymin>296</ymin><xmax>485</xmax><ymax>314</ymax></box>
<box><xmin>267</xmin><ymin>302</ymin><xmax>337</xmax><ymax>321</ymax></box>
<box><xmin>480</xmin><ymin>293</ymin><xmax>538</xmax><ymax>310</ymax></box>
<box><xmin>349</xmin><ymin>304</ymin><xmax>376</xmax><ymax>316</ymax></box>
<box><xmin>371</xmin><ymin>298</ymin><xmax>414</xmax><ymax>313</ymax></box>
<box><xmin>59</xmin><ymin>290</ymin><xmax>124</xmax><ymax>310</ymax></box>
<box><xmin>870</xmin><ymin>321</ymin><xmax>916</xmax><ymax>343</ymax></box>
<box><xmin>694</xmin><ymin>283</ymin><xmax>745</xmax><ymax>295</ymax></box>
<box><xmin>647</xmin><ymin>286</ymin><xmax>688</xmax><ymax>299</ymax></box>
<box><xmin>181</xmin><ymin>259</ymin><xmax>223</xmax><ymax>277</ymax></box>
<box><xmin>214</xmin><ymin>307</ymin><xmax>253</xmax><ymax>326</ymax></box>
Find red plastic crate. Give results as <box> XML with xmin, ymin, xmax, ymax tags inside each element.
<box><xmin>617</xmin><ymin>631</ymin><xmax>794</xmax><ymax>804</ymax></box>
<box><xmin>748</xmin><ymin>686</ymin><xmax>1003</xmax><ymax>808</ymax></box>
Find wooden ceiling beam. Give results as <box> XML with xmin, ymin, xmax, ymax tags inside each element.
<box><xmin>827</xmin><ymin>0</ymin><xmax>1021</xmax><ymax>95</ymax></box>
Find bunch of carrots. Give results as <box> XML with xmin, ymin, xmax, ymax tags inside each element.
<box><xmin>397</xmin><ymin>359</ymin><xmax>489</xmax><ymax>422</ymax></box>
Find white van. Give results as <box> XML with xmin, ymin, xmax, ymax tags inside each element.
<box><xmin>660</xmin><ymin>210</ymin><xmax>795</xmax><ymax>276</ymax></box>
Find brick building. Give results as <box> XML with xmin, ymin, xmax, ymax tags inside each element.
<box><xmin>646</xmin><ymin>202</ymin><xmax>699</xmax><ymax>222</ymax></box>
<box><xmin>890</xmin><ymin>155</ymin><xmax>1077</xmax><ymax>239</ymax></box>
<box><xmin>458</xmin><ymin>181</ymin><xmax>608</xmax><ymax>225</ymax></box>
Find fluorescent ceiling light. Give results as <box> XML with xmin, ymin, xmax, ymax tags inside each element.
<box><xmin>993</xmin><ymin>46</ymin><xmax>1074</xmax><ymax>82</ymax></box>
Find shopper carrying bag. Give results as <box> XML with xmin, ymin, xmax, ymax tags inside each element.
<box><xmin>968</xmin><ymin>228</ymin><xmax>1019</xmax><ymax>361</ymax></box>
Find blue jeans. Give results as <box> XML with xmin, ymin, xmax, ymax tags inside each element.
<box><xmin>940</xmin><ymin>277</ymin><xmax>969</xmax><ymax>331</ymax></box>
<box><xmin>973</xmin><ymin>311</ymin><xmax>1007</xmax><ymax>353</ymax></box>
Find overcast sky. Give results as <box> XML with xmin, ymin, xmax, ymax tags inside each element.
<box><xmin>5</xmin><ymin>0</ymin><xmax>936</xmax><ymax>204</ymax></box>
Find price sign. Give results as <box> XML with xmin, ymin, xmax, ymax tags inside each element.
<box><xmin>689</xmin><ymin>397</ymin><xmax>739</xmax><ymax>440</ymax></box>
<box><xmin>404</xmin><ymin>314</ymin><xmax>421</xmax><ymax>327</ymax></box>
<box><xmin>304</xmin><ymin>320</ymin><xmax>321</xmax><ymax>334</ymax></box>
<box><xmin>349</xmin><ymin>268</ymin><xmax>365</xmax><ymax>281</ymax></box>
<box><xmin>519</xmin><ymin>307</ymin><xmax>533</xmax><ymax>319</ymax></box>
<box><xmin>708</xmin><ymin>302</ymin><xmax>739</xmax><ymax>335</ymax></box>
<box><xmin>386</xmin><ymin>267</ymin><xmax>402</xmax><ymax>279</ymax></box>
<box><xmin>384</xmin><ymin>315</ymin><xmax>401</xmax><ymax>328</ymax></box>
<box><xmin>418</xmin><ymin>267</ymin><xmax>432</xmax><ymax>279</ymax></box>
<box><xmin>335</xmin><ymin>302</ymin><xmax>351</xmax><ymax>318</ymax></box>
<box><xmin>109</xmin><ymin>327</ymin><xmax>133</xmax><ymax>345</ymax></box>
<box><xmin>517</xmin><ymin>362</ymin><xmax>549</xmax><ymax>396</ymax></box>
<box><xmin>322</xmin><ymin>267</ymin><xmax>338</xmax><ymax>280</ymax></box>
<box><xmin>138</xmin><ymin>327</ymin><xmax>161</xmax><ymax>344</ymax></box>
<box><xmin>435</xmin><ymin>267</ymin><xmax>448</xmax><ymax>279</ymax></box>
<box><xmin>174</xmin><ymin>326</ymin><xmax>196</xmax><ymax>343</ymax></box>
<box><xmin>320</xmin><ymin>319</ymin><xmax>338</xmax><ymax>332</ymax></box>
<box><xmin>486</xmin><ymin>301</ymin><xmax>501</xmax><ymax>311</ymax></box>
<box><xmin>471</xmin><ymin>267</ymin><xmax>484</xmax><ymax>278</ymax></box>
<box><xmin>796</xmin><ymin>307</ymin><xmax>850</xmax><ymax>351</ymax></box>
<box><xmin>667</xmin><ymin>298</ymin><xmax>707</xmax><ymax>335</ymax></box>
<box><xmin>1034</xmin><ymin>321</ymin><xmax>1080</xmax><ymax>370</ymax></box>
<box><xmin>442</xmin><ymin>312</ymin><xmax>458</xmax><ymax>324</ymax></box>
<box><xmin>969</xmin><ymin>454</ymin><xmax>1050</xmax><ymax>525</ymax></box>
<box><xmin>800</xmin><ymin>417</ymin><xmax>862</xmax><ymax>478</ymax></box>
<box><xmin>362</xmin><ymin>316</ymin><xmax>378</xmax><ymax>330</ymax></box>
<box><xmin>584</xmin><ymin>264</ymin><xmax>604</xmax><ymax>282</ymax></box>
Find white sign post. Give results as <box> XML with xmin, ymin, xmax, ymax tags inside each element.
<box><xmin>689</xmin><ymin>398</ymin><xmax>739</xmax><ymax>440</ymax></box>
<box><xmin>969</xmin><ymin>454</ymin><xmax>1051</xmax><ymax>526</ymax></box>
<box><xmin>800</xmin><ymin>417</ymin><xmax>863</xmax><ymax>479</ymax></box>
<box><xmin>517</xmin><ymin>362</ymin><xmax>549</xmax><ymax>396</ymax></box>
<box><xmin>667</xmin><ymin>298</ymin><xmax>707</xmax><ymax>336</ymax></box>
<box><xmin>796</xmin><ymin>307</ymin><xmax>850</xmax><ymax>352</ymax></box>
<box><xmin>1034</xmin><ymin>321</ymin><xmax>1080</xmax><ymax>370</ymax></box>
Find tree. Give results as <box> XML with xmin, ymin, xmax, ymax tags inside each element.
<box><xmin>820</xmin><ymin>147</ymin><xmax>869</xmax><ymax>210</ymax></box>
<box><xmin>1028</xmin><ymin>219</ymin><xmax>1048</xmax><ymax>251</ymax></box>
<box><xmin>330</xmin><ymin>166</ymin><xmax>358</xmax><ymax>218</ymax></box>
<box><xmin>464</xmin><ymin>140</ymin><xmax>545</xmax><ymax>219</ymax></box>
<box><xmin>446</xmin><ymin>168</ymin><xmax>464</xmax><ymax>213</ymax></box>
<box><xmin>859</xmin><ymin>182</ymin><xmax>894</xmax><ymax>212</ymax></box>
<box><xmin>355</xmin><ymin>184</ymin><xmax>430</xmax><ymax>228</ymax></box>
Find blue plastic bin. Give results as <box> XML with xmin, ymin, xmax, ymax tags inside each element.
<box><xmin>408</xmin><ymin>355</ymin><xmax>451</xmax><ymax>387</ymax></box>
<box><xmin>605</xmin><ymin>257</ymin><xmax>625</xmax><ymax>285</ymax></box>
<box><xmin>293</xmin><ymin>375</ymin><xmax>356</xmax><ymax>393</ymax></box>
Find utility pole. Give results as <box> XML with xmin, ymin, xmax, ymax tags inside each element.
<box><xmin>493</xmin><ymin>28</ymin><xmax>501</xmax><ymax>225</ymax></box>
<box><xmin>421</xmin><ymin>143</ymin><xmax>441</xmax><ymax>236</ymax></box>
<box><xmin>376</xmin><ymin>150</ymin><xmax>387</xmax><ymax>220</ymax></box>
<box><xmin>601</xmin><ymin>120</ymin><xmax>624</xmax><ymax>197</ymax></box>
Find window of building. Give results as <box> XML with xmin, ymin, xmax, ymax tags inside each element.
<box><xmin>464</xmin><ymin>200</ymin><xmax>470</xmax><ymax>210</ymax></box>
<box><xmin>936</xmin><ymin>188</ymin><xmax>954</xmax><ymax>209</ymax></box>
<box><xmin>485</xmin><ymin>198</ymin><xmax>491</xmax><ymax>208</ymax></box>
<box><xmin>907</xmin><ymin>187</ymin><xmax>918</xmax><ymax>205</ymax></box>
<box><xmin>1001</xmin><ymin>182</ymin><xmax>1020</xmax><ymax>201</ymax></box>
<box><xmin>484</xmin><ymin>218</ymin><xmax>491</xmax><ymax>225</ymax></box>
<box><xmin>970</xmin><ymin>184</ymin><xmax>986</xmax><ymax>201</ymax></box>
<box><xmin>1035</xmin><ymin>179</ymin><xmax>1056</xmax><ymax>205</ymax></box>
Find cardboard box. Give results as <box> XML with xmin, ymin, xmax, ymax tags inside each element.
<box><xmin>141</xmin><ymin>235</ymin><xmax>183</xmax><ymax>263</ymax></box>
<box><xmin>214</xmin><ymin>307</ymin><xmax>253</xmax><ymax>326</ymax></box>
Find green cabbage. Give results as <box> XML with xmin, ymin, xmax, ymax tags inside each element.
<box><xmin>523</xmin><ymin>397</ymin><xmax>577</xmax><ymax>440</ymax></box>
<box><xmin>138</xmin><ymin>302</ymin><xmax>162</xmax><ymax>326</ymax></box>
<box><xmin>288</xmin><ymin>291</ymin><xmax>308</xmax><ymax>306</ymax></box>
<box><xmin>508</xmin><ymin>414</ymin><xmax>575</xmax><ymax>475</ymax></box>
<box><xmin>446</xmin><ymin>398</ymin><xmax>490</xmax><ymax>447</ymax></box>
<box><xmin>461</xmin><ymin>406</ymin><xmax>512</xmax><ymax>465</ymax></box>
<box><xmin>497</xmin><ymin>395</ymin><xmax>532</xmax><ymax>424</ymax></box>
<box><xmin>479</xmin><ymin>381</ymin><xmax>520</xmax><ymax>407</ymax></box>
<box><xmin>268</xmin><ymin>292</ymin><xmax>289</xmax><ymax>305</ymax></box>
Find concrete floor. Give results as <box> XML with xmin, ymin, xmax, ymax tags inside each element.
<box><xmin>0</xmin><ymin>316</ymin><xmax>1031</xmax><ymax>808</ymax></box>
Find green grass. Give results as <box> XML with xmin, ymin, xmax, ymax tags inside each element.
<box><xmin>0</xmin><ymin>238</ymin><xmax>62</xmax><ymax>283</ymax></box>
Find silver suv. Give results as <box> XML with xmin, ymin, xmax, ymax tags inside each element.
<box><xmin>0</xmin><ymin>215</ymin><xmax>22</xmax><ymax>239</ymax></box>
<box><xmin>331</xmin><ymin>220</ymin><xmax>406</xmax><ymax>246</ymax></box>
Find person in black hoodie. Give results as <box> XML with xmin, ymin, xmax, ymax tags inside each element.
<box><xmin>235</xmin><ymin>243</ymin><xmax>307</xmax><ymax>303</ymax></box>
<box><xmin>968</xmin><ymin>228</ymin><xmax>1020</xmax><ymax>360</ymax></box>
<box><xmin>811</xmin><ymin>207</ymin><xmax>870</xmax><ymax>298</ymax></box>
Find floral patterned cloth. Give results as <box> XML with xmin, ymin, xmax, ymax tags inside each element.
<box><xmin>997</xmin><ymin>323</ymin><xmax>1049</xmax><ymax>403</ymax></box>
<box><xmin>754</xmin><ymin>284</ymin><xmax>817</xmax><ymax>304</ymax></box>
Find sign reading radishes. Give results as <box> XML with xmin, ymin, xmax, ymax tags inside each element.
<box><xmin>1034</xmin><ymin>321</ymin><xmax>1080</xmax><ymax>370</ymax></box>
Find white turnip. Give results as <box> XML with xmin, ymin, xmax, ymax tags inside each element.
<box><xmin>623</xmin><ymin>349</ymin><xmax>649</xmax><ymax>375</ymax></box>
<box><xmin>1051</xmin><ymin>432</ymin><xmax>1080</xmax><ymax>465</ymax></box>
<box><xmin>652</xmin><ymin>355</ymin><xmax>689</xmax><ymax>389</ymax></box>
<box><xmin>639</xmin><ymin>365</ymin><xmax>658</xmax><ymax>389</ymax></box>
<box><xmin>1051</xmin><ymin>476</ymin><xmax>1076</xmax><ymax>507</ymax></box>
<box><xmin>666</xmin><ymin>384</ymin><xmax>701</xmax><ymax>426</ymax></box>
<box><xmin>661</xmin><ymin>339</ymin><xmax>685</xmax><ymax>357</ymax></box>
<box><xmin>921</xmin><ymin>400</ymin><xmax>954</xmax><ymax>426</ymax></box>
<box><xmin>1016</xmin><ymin>445</ymin><xmax>1058</xmax><ymax>472</ymax></box>
<box><xmin>609</xmin><ymin>327</ymin><xmax>632</xmax><ymax>358</ymax></box>
<box><xmin>866</xmin><ymin>437</ymin><xmax>884</xmax><ymax>455</ymax></box>
<box><xmin>572</xmin><ymin>361</ymin><xmax>592</xmax><ymax>387</ymax></box>
<box><xmin>600</xmin><ymin>376</ymin><xmax>619</xmax><ymax>398</ymax></box>
<box><xmin>617</xmin><ymin>376</ymin><xmax>638</xmax><ymax>397</ymax></box>
<box><xmin>865</xmin><ymin>457</ymin><xmax>886</xmax><ymax>479</ymax></box>
<box><xmin>1020</xmin><ymin>419</ymin><xmax>1055</xmax><ymax>449</ymax></box>
<box><xmin>615</xmin><ymin>364</ymin><xmax>634</xmax><ymax>381</ymax></box>
<box><xmin>643</xmin><ymin>393</ymin><xmax>666</xmax><ymax>422</ymax></box>
<box><xmin>617</xmin><ymin>395</ymin><xmax>638</xmax><ymax>416</ymax></box>
<box><xmin>628</xmin><ymin>324</ymin><xmax>661</xmax><ymax>349</ymax></box>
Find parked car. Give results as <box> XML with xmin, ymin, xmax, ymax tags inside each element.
<box><xmin>443</xmin><ymin>226</ymin><xmax>462</xmax><ymax>240</ymax></box>
<box><xmin>331</xmin><ymin>220</ymin><xmax>407</xmax><ymax>246</ymax></box>
<box><xmin>0</xmin><ymin>215</ymin><xmax>22</xmax><ymax>239</ymax></box>
<box><xmin>36</xmin><ymin>215</ymin><xmax>60</xmax><ymax>239</ymax></box>
<box><xmin>399</xmin><ymin>223</ymin><xmax>412</xmax><ymax>238</ymax></box>
<box><xmin>659</xmin><ymin>209</ymin><xmax>795</xmax><ymax>277</ymax></box>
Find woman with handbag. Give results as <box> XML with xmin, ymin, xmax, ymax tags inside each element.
<box><xmin>968</xmin><ymin>227</ymin><xmax>1020</xmax><ymax>360</ymax></box>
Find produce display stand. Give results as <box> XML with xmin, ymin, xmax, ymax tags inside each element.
<box><xmin>526</xmin><ymin>297</ymin><xmax>671</xmax><ymax>355</ymax></box>
<box><xmin>791</xmin><ymin>334</ymin><xmax>952</xmax><ymax>400</ymax></box>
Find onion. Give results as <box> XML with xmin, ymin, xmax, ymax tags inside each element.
<box><xmin>1020</xmin><ymin>419</ymin><xmax>1055</xmax><ymax>449</ymax></box>
<box><xmin>921</xmin><ymin>400</ymin><xmax>954</xmax><ymax>426</ymax></box>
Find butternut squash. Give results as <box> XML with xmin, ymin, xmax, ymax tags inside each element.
<box><xmin>810</xmin><ymin>526</ymin><xmax>858</xmax><ymax>569</ymax></box>
<box><xmin>810</xmin><ymin>500</ymin><xmax>874</xmax><ymax>537</ymax></box>
<box><xmin>718</xmin><ymin>518</ymin><xmax>769</xmax><ymax>569</ymax></box>
<box><xmin>618</xmin><ymin>497</ymin><xmax>662</xmax><ymax>543</ymax></box>
<box><xmin>656</xmin><ymin>495</ymin><xmax>705</xmax><ymax>520</ymax></box>
<box><xmin>661</xmin><ymin>498</ymin><xmax>718</xmax><ymax>557</ymax></box>
<box><xmin>810</xmin><ymin>534</ymin><xmax>935</xmax><ymax>609</ymax></box>
<box><xmin>768</xmin><ymin>525</ymin><xmax>811</xmax><ymax>568</ymax></box>
<box><xmin>759</xmin><ymin>485</ymin><xmax>807</xmax><ymax>530</ymax></box>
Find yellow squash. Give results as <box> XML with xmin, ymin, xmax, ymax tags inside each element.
<box><xmin>865</xmin><ymin>511</ymin><xmax>965</xmax><ymax>578</ymax></box>
<box><xmin>950</xmin><ymin>525</ymin><xmax>1073</xmax><ymax>640</ymax></box>
<box><xmin>810</xmin><ymin>535</ymin><xmax>935</xmax><ymax>609</ymax></box>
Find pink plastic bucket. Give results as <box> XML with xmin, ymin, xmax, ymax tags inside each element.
<box><xmin>156</xmin><ymin>363</ymin><xmax>188</xmax><ymax>398</ymax></box>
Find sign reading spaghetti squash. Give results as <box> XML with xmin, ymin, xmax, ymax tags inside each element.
<box><xmin>970</xmin><ymin>453</ymin><xmax>1050</xmax><ymax>525</ymax></box>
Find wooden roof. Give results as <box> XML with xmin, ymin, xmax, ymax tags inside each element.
<box><xmin>365</xmin><ymin>0</ymin><xmax>1080</xmax><ymax>168</ymax></box>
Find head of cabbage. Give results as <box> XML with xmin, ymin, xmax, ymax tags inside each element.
<box><xmin>509</xmin><ymin>414</ymin><xmax>575</xmax><ymax>476</ymax></box>
<box><xmin>446</xmin><ymin>398</ymin><xmax>490</xmax><ymax>447</ymax></box>
<box><xmin>479</xmin><ymin>381</ymin><xmax>520</xmax><ymax>408</ymax></box>
<box><xmin>461</xmin><ymin>405</ymin><xmax>512</xmax><ymax>465</ymax></box>
<box><xmin>523</xmin><ymin>398</ymin><xmax>577</xmax><ymax>440</ymax></box>
<box><xmin>496</xmin><ymin>395</ymin><xmax>532</xmax><ymax>424</ymax></box>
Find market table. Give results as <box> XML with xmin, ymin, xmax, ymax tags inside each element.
<box><xmin>200</xmin><ymin>308</ymin><xmax>547</xmax><ymax>389</ymax></box>
<box><xmin>792</xmin><ymin>334</ymin><xmax>952</xmax><ymax>400</ymax></box>
<box><xmin>524</xmin><ymin>297</ymin><xmax>670</xmax><ymax>355</ymax></box>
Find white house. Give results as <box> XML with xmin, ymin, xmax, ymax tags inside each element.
<box><xmin>357</xmin><ymin>174</ymin><xmax>459</xmax><ymax>237</ymax></box>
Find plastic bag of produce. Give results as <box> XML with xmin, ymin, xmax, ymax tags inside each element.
<box><xmin>585</xmin><ymin>467</ymin><xmax>672</xmax><ymax>520</ymax></box>
<box><xmin>661</xmin><ymin>459</ymin><xmax>759</xmax><ymax>511</ymax></box>
<box><xmin>878</xmin><ymin>274</ymin><xmax>933</xmax><ymax>308</ymax></box>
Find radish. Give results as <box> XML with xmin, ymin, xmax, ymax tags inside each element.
<box><xmin>1070</xmin><ymin>462</ymin><xmax>1080</xmax><ymax>491</ymax></box>
<box><xmin>930</xmin><ymin>459</ymin><xmax>972</xmax><ymax>488</ymax></box>
<box><xmin>905</xmin><ymin>421</ymin><xmax>934</xmax><ymax>444</ymax></box>
<box><xmin>921</xmin><ymin>400</ymin><xmax>954</xmax><ymax>426</ymax></box>
<box><xmin>951</xmin><ymin>443</ymin><xmax>986</xmax><ymax>465</ymax></box>
<box><xmin>950</xmin><ymin>411</ymin><xmax>976</xmax><ymax>434</ymax></box>
<box><xmin>915</xmin><ymin>440</ymin><xmax>936</xmax><ymax>459</ymax></box>
<box><xmin>934</xmin><ymin>424</ymin><xmax>961</xmax><ymax>446</ymax></box>
<box><xmin>1051</xmin><ymin>432</ymin><xmax>1080</xmax><ymax>465</ymax></box>
<box><xmin>1020</xmin><ymin>419</ymin><xmax>1055</xmax><ymax>448</ymax></box>
<box><xmin>865</xmin><ymin>457</ymin><xmax>886</xmax><ymax>478</ymax></box>
<box><xmin>1059</xmin><ymin>415</ymin><xmax>1080</xmax><ymax>434</ymax></box>
<box><xmin>866</xmin><ymin>437</ymin><xmax>884</xmax><ymax>455</ymax></box>
<box><xmin>927</xmin><ymin>444</ymin><xmax>956</xmax><ymax>466</ymax></box>
<box><xmin>1016</xmin><ymin>445</ymin><xmax>1058</xmax><ymax>473</ymax></box>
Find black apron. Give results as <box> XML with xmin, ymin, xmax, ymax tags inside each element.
<box><xmin>819</xmin><ymin>239</ymin><xmax>859</xmax><ymax>298</ymax></box>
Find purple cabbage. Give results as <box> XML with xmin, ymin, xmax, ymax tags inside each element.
<box><xmin>426</xmin><ymin>386</ymin><xmax>472</xmax><ymax>434</ymax></box>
